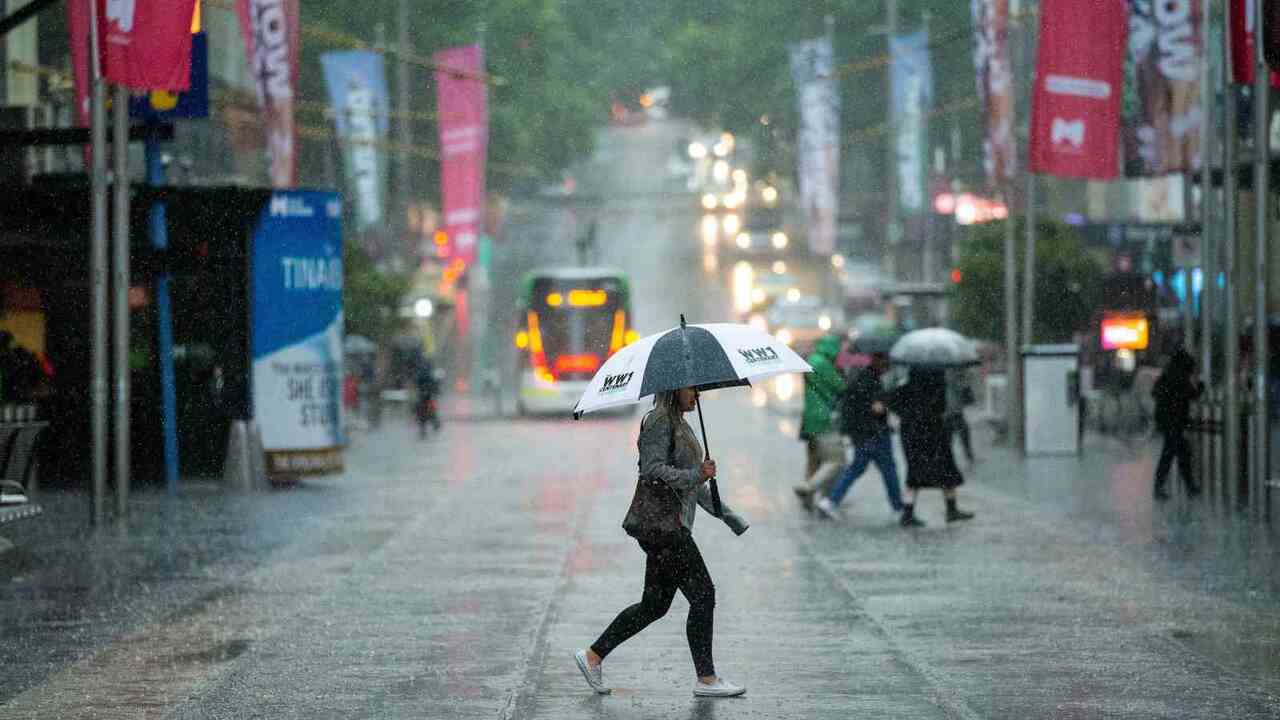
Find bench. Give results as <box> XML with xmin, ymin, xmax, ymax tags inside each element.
<box><xmin>0</xmin><ymin>421</ymin><xmax>47</xmax><ymax>524</ymax></box>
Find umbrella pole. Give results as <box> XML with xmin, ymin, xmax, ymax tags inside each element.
<box><xmin>694</xmin><ymin>396</ymin><xmax>723</xmax><ymax>516</ymax></box>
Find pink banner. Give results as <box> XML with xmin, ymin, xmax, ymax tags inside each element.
<box><xmin>102</xmin><ymin>0</ymin><xmax>197</xmax><ymax>90</ymax></box>
<box><xmin>237</xmin><ymin>0</ymin><xmax>299</xmax><ymax>188</ymax></box>
<box><xmin>1028</xmin><ymin>0</ymin><xmax>1126</xmax><ymax>179</ymax></box>
<box><xmin>434</xmin><ymin>45</ymin><xmax>489</xmax><ymax>266</ymax></box>
<box><xmin>67</xmin><ymin>0</ymin><xmax>92</xmax><ymax>129</ymax></box>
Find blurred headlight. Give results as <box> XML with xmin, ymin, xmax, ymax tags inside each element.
<box><xmin>771</xmin><ymin>231</ymin><xmax>788</xmax><ymax>250</ymax></box>
<box><xmin>776</xmin><ymin>328</ymin><xmax>793</xmax><ymax>345</ymax></box>
<box><xmin>818</xmin><ymin>315</ymin><xmax>832</xmax><ymax>331</ymax></box>
<box><xmin>735</xmin><ymin>232</ymin><xmax>751</xmax><ymax>249</ymax></box>
<box><xmin>713</xmin><ymin>160</ymin><xmax>730</xmax><ymax>183</ymax></box>
<box><xmin>751</xmin><ymin>287</ymin><xmax>767</xmax><ymax>305</ymax></box>
<box><xmin>688</xmin><ymin>142</ymin><xmax>708</xmax><ymax>159</ymax></box>
<box><xmin>786</xmin><ymin>288</ymin><xmax>801</xmax><ymax>302</ymax></box>
<box><xmin>761</xmin><ymin>186</ymin><xmax>778</xmax><ymax>205</ymax></box>
<box><xmin>722</xmin><ymin>213</ymin><xmax>741</xmax><ymax>236</ymax></box>
<box><xmin>772</xmin><ymin>260</ymin><xmax>787</xmax><ymax>274</ymax></box>
<box><xmin>701</xmin><ymin>193</ymin><xmax>718</xmax><ymax>210</ymax></box>
<box><xmin>774</xmin><ymin>372</ymin><xmax>796</xmax><ymax>402</ymax></box>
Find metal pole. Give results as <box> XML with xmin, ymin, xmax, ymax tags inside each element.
<box><xmin>1199</xmin><ymin>0</ymin><xmax>1216</xmax><ymax>495</ymax></box>
<box><xmin>884</xmin><ymin>0</ymin><xmax>899</xmax><ymax>283</ymax></box>
<box><xmin>1005</xmin><ymin>186</ymin><xmax>1022</xmax><ymax>452</ymax></box>
<box><xmin>1253</xmin><ymin>0</ymin><xmax>1271</xmax><ymax>517</ymax></box>
<box><xmin>112</xmin><ymin>84</ymin><xmax>130</xmax><ymax>518</ymax></box>
<box><xmin>1022</xmin><ymin>172</ymin><xmax>1036</xmax><ymax>347</ymax></box>
<box><xmin>1223</xmin><ymin>18</ymin><xmax>1240</xmax><ymax>509</ymax></box>
<box><xmin>396</xmin><ymin>0</ymin><xmax>412</xmax><ymax>266</ymax></box>
<box><xmin>88</xmin><ymin>0</ymin><xmax>108</xmax><ymax>526</ymax></box>
<box><xmin>147</xmin><ymin>123</ymin><xmax>180</xmax><ymax>496</ymax></box>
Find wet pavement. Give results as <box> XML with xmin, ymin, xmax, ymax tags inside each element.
<box><xmin>2</xmin><ymin>121</ymin><xmax>1279</xmax><ymax>718</ymax></box>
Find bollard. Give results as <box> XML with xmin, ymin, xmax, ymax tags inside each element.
<box><xmin>223</xmin><ymin>420</ymin><xmax>268</xmax><ymax>492</ymax></box>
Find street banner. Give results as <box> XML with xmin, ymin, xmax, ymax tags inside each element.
<box><xmin>971</xmin><ymin>0</ymin><xmax>1015</xmax><ymax>186</ymax></box>
<box><xmin>787</xmin><ymin>35</ymin><xmax>840</xmax><ymax>256</ymax></box>
<box><xmin>251</xmin><ymin>191</ymin><xmax>345</xmax><ymax>476</ymax></box>
<box><xmin>101</xmin><ymin>0</ymin><xmax>198</xmax><ymax>90</ymax></box>
<box><xmin>321</xmin><ymin>51</ymin><xmax>390</xmax><ymax>237</ymax></box>
<box><xmin>434</xmin><ymin>44</ymin><xmax>489</xmax><ymax>265</ymax></box>
<box><xmin>1123</xmin><ymin>0</ymin><xmax>1202</xmax><ymax>175</ymax></box>
<box><xmin>889</xmin><ymin>31</ymin><xmax>932</xmax><ymax>214</ymax></box>
<box><xmin>1028</xmin><ymin>0</ymin><xmax>1126</xmax><ymax>179</ymax></box>
<box><xmin>67</xmin><ymin>0</ymin><xmax>91</xmax><ymax>128</ymax></box>
<box><xmin>1229</xmin><ymin>0</ymin><xmax>1280</xmax><ymax>85</ymax></box>
<box><xmin>130</xmin><ymin>31</ymin><xmax>210</xmax><ymax>121</ymax></box>
<box><xmin>237</xmin><ymin>0</ymin><xmax>300</xmax><ymax>188</ymax></box>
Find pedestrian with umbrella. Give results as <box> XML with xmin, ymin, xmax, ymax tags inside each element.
<box><xmin>571</xmin><ymin>316</ymin><xmax>810</xmax><ymax>697</ymax></box>
<box><xmin>886</xmin><ymin>328</ymin><xmax>978</xmax><ymax>527</ymax></box>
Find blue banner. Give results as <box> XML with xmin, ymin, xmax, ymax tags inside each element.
<box><xmin>321</xmin><ymin>51</ymin><xmax>390</xmax><ymax>234</ymax></box>
<box><xmin>890</xmin><ymin>31</ymin><xmax>933</xmax><ymax>214</ymax></box>
<box><xmin>251</xmin><ymin>191</ymin><xmax>345</xmax><ymax>474</ymax></box>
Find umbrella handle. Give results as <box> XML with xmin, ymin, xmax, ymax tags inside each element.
<box><xmin>694</xmin><ymin>396</ymin><xmax>723</xmax><ymax>517</ymax></box>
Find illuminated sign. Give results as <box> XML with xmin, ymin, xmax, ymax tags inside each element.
<box><xmin>1100</xmin><ymin>314</ymin><xmax>1149</xmax><ymax>351</ymax></box>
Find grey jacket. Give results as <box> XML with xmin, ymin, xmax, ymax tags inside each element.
<box><xmin>639</xmin><ymin>411</ymin><xmax>749</xmax><ymax>535</ymax></box>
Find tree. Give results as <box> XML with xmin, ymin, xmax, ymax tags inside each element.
<box><xmin>949</xmin><ymin>219</ymin><xmax>1103</xmax><ymax>345</ymax></box>
<box><xmin>343</xmin><ymin>239</ymin><xmax>410</xmax><ymax>343</ymax></box>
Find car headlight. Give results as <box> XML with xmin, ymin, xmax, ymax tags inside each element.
<box><xmin>777</xmin><ymin>328</ymin><xmax>793</xmax><ymax>345</ymax></box>
<box><xmin>818</xmin><ymin>314</ymin><xmax>832</xmax><ymax>331</ymax></box>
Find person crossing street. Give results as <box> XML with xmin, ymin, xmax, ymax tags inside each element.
<box><xmin>815</xmin><ymin>352</ymin><xmax>903</xmax><ymax>519</ymax></box>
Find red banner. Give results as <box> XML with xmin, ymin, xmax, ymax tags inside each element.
<box><xmin>67</xmin><ymin>0</ymin><xmax>92</xmax><ymax>128</ymax></box>
<box><xmin>434</xmin><ymin>45</ymin><xmax>489</xmax><ymax>266</ymax></box>
<box><xmin>101</xmin><ymin>0</ymin><xmax>197</xmax><ymax>90</ymax></box>
<box><xmin>1029</xmin><ymin>0</ymin><xmax>1127</xmax><ymax>179</ymax></box>
<box><xmin>1230</xmin><ymin>0</ymin><xmax>1280</xmax><ymax>86</ymax></box>
<box><xmin>237</xmin><ymin>0</ymin><xmax>300</xmax><ymax>188</ymax></box>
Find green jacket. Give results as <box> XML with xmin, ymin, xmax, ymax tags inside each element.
<box><xmin>800</xmin><ymin>335</ymin><xmax>845</xmax><ymax>439</ymax></box>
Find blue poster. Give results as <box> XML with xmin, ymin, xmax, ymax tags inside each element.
<box><xmin>890</xmin><ymin>31</ymin><xmax>933</xmax><ymax>214</ymax></box>
<box><xmin>251</xmin><ymin>191</ymin><xmax>345</xmax><ymax>475</ymax></box>
<box><xmin>321</xmin><ymin>51</ymin><xmax>390</xmax><ymax>234</ymax></box>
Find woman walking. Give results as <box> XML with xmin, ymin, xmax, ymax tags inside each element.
<box><xmin>575</xmin><ymin>387</ymin><xmax>750</xmax><ymax>697</ymax></box>
<box><xmin>888</xmin><ymin>368</ymin><xmax>975</xmax><ymax>527</ymax></box>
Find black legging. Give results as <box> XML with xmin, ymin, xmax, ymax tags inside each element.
<box><xmin>590</xmin><ymin>530</ymin><xmax>716</xmax><ymax>678</ymax></box>
<box><xmin>1154</xmin><ymin>429</ymin><xmax>1194</xmax><ymax>492</ymax></box>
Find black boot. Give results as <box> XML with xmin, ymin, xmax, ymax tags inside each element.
<box><xmin>899</xmin><ymin>503</ymin><xmax>924</xmax><ymax>527</ymax></box>
<box><xmin>945</xmin><ymin>497</ymin><xmax>974</xmax><ymax>523</ymax></box>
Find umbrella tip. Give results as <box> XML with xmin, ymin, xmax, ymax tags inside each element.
<box><xmin>680</xmin><ymin>314</ymin><xmax>686</xmax><ymax>327</ymax></box>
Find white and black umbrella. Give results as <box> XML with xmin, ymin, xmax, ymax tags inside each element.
<box><xmin>889</xmin><ymin>327</ymin><xmax>979</xmax><ymax>368</ymax></box>
<box><xmin>575</xmin><ymin>315</ymin><xmax>812</xmax><ymax>513</ymax></box>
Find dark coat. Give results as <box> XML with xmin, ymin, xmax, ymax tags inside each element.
<box><xmin>838</xmin><ymin>367</ymin><xmax>890</xmax><ymax>445</ymax></box>
<box><xmin>1152</xmin><ymin>351</ymin><xmax>1200</xmax><ymax>433</ymax></box>
<box><xmin>887</xmin><ymin>369</ymin><xmax>964</xmax><ymax>490</ymax></box>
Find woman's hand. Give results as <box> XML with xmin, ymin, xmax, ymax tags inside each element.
<box><xmin>700</xmin><ymin>459</ymin><xmax>717</xmax><ymax>481</ymax></box>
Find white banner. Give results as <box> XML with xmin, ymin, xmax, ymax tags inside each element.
<box><xmin>789</xmin><ymin>36</ymin><xmax>840</xmax><ymax>256</ymax></box>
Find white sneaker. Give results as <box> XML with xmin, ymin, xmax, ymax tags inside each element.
<box><xmin>574</xmin><ymin>649</ymin><xmax>609</xmax><ymax>694</ymax></box>
<box><xmin>693</xmin><ymin>677</ymin><xmax>746</xmax><ymax>697</ymax></box>
<box><xmin>815</xmin><ymin>496</ymin><xmax>840</xmax><ymax>520</ymax></box>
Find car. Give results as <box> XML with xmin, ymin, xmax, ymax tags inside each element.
<box><xmin>765</xmin><ymin>295</ymin><xmax>845</xmax><ymax>356</ymax></box>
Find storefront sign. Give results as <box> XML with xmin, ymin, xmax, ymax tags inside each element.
<box><xmin>1100</xmin><ymin>313</ymin><xmax>1150</xmax><ymax>350</ymax></box>
<box><xmin>251</xmin><ymin>191</ymin><xmax>345</xmax><ymax>475</ymax></box>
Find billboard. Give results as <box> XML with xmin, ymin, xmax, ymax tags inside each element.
<box><xmin>1028</xmin><ymin>0</ymin><xmax>1126</xmax><ymax>179</ymax></box>
<box><xmin>788</xmin><ymin>34</ymin><xmax>840</xmax><ymax>255</ymax></box>
<box><xmin>237</xmin><ymin>0</ymin><xmax>300</xmax><ymax>188</ymax></box>
<box><xmin>251</xmin><ymin>191</ymin><xmax>345</xmax><ymax>475</ymax></box>
<box><xmin>1123</xmin><ymin>0</ymin><xmax>1202</xmax><ymax>175</ymax></box>
<box><xmin>971</xmin><ymin>0</ymin><xmax>1015</xmax><ymax>186</ymax></box>
<box><xmin>321</xmin><ymin>51</ymin><xmax>390</xmax><ymax>238</ymax></box>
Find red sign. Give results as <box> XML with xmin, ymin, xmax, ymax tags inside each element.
<box><xmin>1230</xmin><ymin>0</ymin><xmax>1280</xmax><ymax>86</ymax></box>
<box><xmin>237</xmin><ymin>0</ymin><xmax>300</xmax><ymax>188</ymax></box>
<box><xmin>434</xmin><ymin>45</ymin><xmax>489</xmax><ymax>265</ymax></box>
<box><xmin>101</xmin><ymin>0</ymin><xmax>197</xmax><ymax>90</ymax></box>
<box><xmin>1028</xmin><ymin>0</ymin><xmax>1126</xmax><ymax>179</ymax></box>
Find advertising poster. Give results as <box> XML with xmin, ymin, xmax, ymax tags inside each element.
<box><xmin>787</xmin><ymin>35</ymin><xmax>840</xmax><ymax>256</ymax></box>
<box><xmin>434</xmin><ymin>44</ymin><xmax>489</xmax><ymax>265</ymax></box>
<box><xmin>1123</xmin><ymin>0</ymin><xmax>1202</xmax><ymax>175</ymax></box>
<box><xmin>1028</xmin><ymin>0</ymin><xmax>1126</xmax><ymax>179</ymax></box>
<box><xmin>971</xmin><ymin>0</ymin><xmax>1015</xmax><ymax>186</ymax></box>
<box><xmin>321</xmin><ymin>51</ymin><xmax>390</xmax><ymax>237</ymax></box>
<box><xmin>890</xmin><ymin>31</ymin><xmax>932</xmax><ymax>214</ymax></box>
<box><xmin>251</xmin><ymin>191</ymin><xmax>345</xmax><ymax>475</ymax></box>
<box><xmin>237</xmin><ymin>0</ymin><xmax>300</xmax><ymax>188</ymax></box>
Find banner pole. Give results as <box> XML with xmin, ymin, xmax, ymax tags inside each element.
<box><xmin>1251</xmin><ymin>0</ymin><xmax>1271</xmax><ymax>518</ymax></box>
<box><xmin>88</xmin><ymin>0</ymin><xmax>108</xmax><ymax>527</ymax></box>
<box><xmin>1223</xmin><ymin>3</ymin><xmax>1240</xmax><ymax>509</ymax></box>
<box><xmin>112</xmin><ymin>83</ymin><xmax>131</xmax><ymax>519</ymax></box>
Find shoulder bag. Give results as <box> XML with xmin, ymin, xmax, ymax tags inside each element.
<box><xmin>621</xmin><ymin>412</ymin><xmax>685</xmax><ymax>546</ymax></box>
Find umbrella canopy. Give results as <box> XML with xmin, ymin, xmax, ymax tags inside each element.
<box><xmin>889</xmin><ymin>327</ymin><xmax>979</xmax><ymax>368</ymax></box>
<box><xmin>573</xmin><ymin>320</ymin><xmax>812</xmax><ymax>417</ymax></box>
<box><xmin>344</xmin><ymin>334</ymin><xmax>377</xmax><ymax>355</ymax></box>
<box><xmin>850</xmin><ymin>333</ymin><xmax>898</xmax><ymax>354</ymax></box>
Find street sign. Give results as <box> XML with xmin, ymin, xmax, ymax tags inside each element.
<box><xmin>130</xmin><ymin>32</ymin><xmax>209</xmax><ymax>121</ymax></box>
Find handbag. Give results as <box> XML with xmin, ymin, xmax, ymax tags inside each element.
<box><xmin>621</xmin><ymin>412</ymin><xmax>685</xmax><ymax>546</ymax></box>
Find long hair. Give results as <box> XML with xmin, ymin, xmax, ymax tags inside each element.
<box><xmin>652</xmin><ymin>390</ymin><xmax>701</xmax><ymax>456</ymax></box>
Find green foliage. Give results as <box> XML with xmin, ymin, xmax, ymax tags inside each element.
<box><xmin>343</xmin><ymin>240</ymin><xmax>410</xmax><ymax>343</ymax></box>
<box><xmin>950</xmin><ymin>219</ymin><xmax>1103</xmax><ymax>345</ymax></box>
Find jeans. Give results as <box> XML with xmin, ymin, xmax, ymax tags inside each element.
<box><xmin>828</xmin><ymin>433</ymin><xmax>903</xmax><ymax>510</ymax></box>
<box><xmin>591</xmin><ymin>531</ymin><xmax>716</xmax><ymax>678</ymax></box>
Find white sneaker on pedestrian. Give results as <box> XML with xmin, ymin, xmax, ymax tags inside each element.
<box><xmin>693</xmin><ymin>677</ymin><xmax>746</xmax><ymax>697</ymax></box>
<box><xmin>815</xmin><ymin>496</ymin><xmax>840</xmax><ymax>520</ymax></box>
<box><xmin>574</xmin><ymin>649</ymin><xmax>609</xmax><ymax>694</ymax></box>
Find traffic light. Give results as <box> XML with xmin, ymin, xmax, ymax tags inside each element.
<box><xmin>950</xmin><ymin>268</ymin><xmax>963</xmax><ymax>284</ymax></box>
